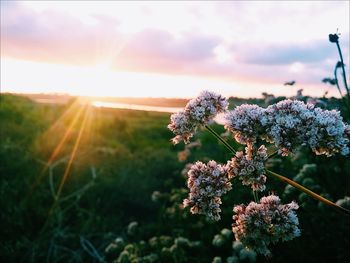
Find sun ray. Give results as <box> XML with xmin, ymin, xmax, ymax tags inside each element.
<box><xmin>23</xmin><ymin>103</ymin><xmax>86</xmax><ymax>203</ymax></box>
<box><xmin>43</xmin><ymin>99</ymin><xmax>81</xmax><ymax>135</ymax></box>
<box><xmin>37</xmin><ymin>103</ymin><xmax>91</xmax><ymax>233</ymax></box>
<box><xmin>44</xmin><ymin>105</ymin><xmax>85</xmax><ymax>167</ymax></box>
<box><xmin>55</xmin><ymin>104</ymin><xmax>90</xmax><ymax>199</ymax></box>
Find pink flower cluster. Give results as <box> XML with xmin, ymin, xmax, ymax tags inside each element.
<box><xmin>224</xmin><ymin>100</ymin><xmax>350</xmax><ymax>156</ymax></box>
<box><xmin>227</xmin><ymin>145</ymin><xmax>268</xmax><ymax>191</ymax></box>
<box><xmin>183</xmin><ymin>160</ymin><xmax>232</xmax><ymax>221</ymax></box>
<box><xmin>232</xmin><ymin>194</ymin><xmax>300</xmax><ymax>256</ymax></box>
<box><xmin>168</xmin><ymin>91</ymin><xmax>228</xmax><ymax>144</ymax></box>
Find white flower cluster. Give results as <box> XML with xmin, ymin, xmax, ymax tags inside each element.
<box><xmin>224</xmin><ymin>99</ymin><xmax>350</xmax><ymax>156</ymax></box>
<box><xmin>265</xmin><ymin>100</ymin><xmax>350</xmax><ymax>156</ymax></box>
<box><xmin>310</xmin><ymin>108</ymin><xmax>350</xmax><ymax>156</ymax></box>
<box><xmin>227</xmin><ymin>145</ymin><xmax>268</xmax><ymax>191</ymax></box>
<box><xmin>232</xmin><ymin>194</ymin><xmax>300</xmax><ymax>256</ymax></box>
<box><xmin>183</xmin><ymin>160</ymin><xmax>232</xmax><ymax>221</ymax></box>
<box><xmin>224</xmin><ymin>104</ymin><xmax>266</xmax><ymax>144</ymax></box>
<box><xmin>168</xmin><ymin>91</ymin><xmax>228</xmax><ymax>144</ymax></box>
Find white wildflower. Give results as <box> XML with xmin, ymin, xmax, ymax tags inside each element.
<box><xmin>226</xmin><ymin>145</ymin><xmax>268</xmax><ymax>191</ymax></box>
<box><xmin>168</xmin><ymin>111</ymin><xmax>197</xmax><ymax>144</ymax></box>
<box><xmin>224</xmin><ymin>99</ymin><xmax>349</xmax><ymax>156</ymax></box>
<box><xmin>232</xmin><ymin>194</ymin><xmax>300</xmax><ymax>256</ymax></box>
<box><xmin>183</xmin><ymin>160</ymin><xmax>232</xmax><ymax>221</ymax></box>
<box><xmin>224</xmin><ymin>104</ymin><xmax>266</xmax><ymax>144</ymax></box>
<box><xmin>168</xmin><ymin>91</ymin><xmax>228</xmax><ymax>144</ymax></box>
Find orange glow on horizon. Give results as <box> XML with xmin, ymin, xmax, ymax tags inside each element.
<box><xmin>1</xmin><ymin>58</ymin><xmax>340</xmax><ymax>99</ymax></box>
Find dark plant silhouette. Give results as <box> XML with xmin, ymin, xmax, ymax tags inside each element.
<box><xmin>323</xmin><ymin>32</ymin><xmax>350</xmax><ymax>117</ymax></box>
<box><xmin>329</xmin><ymin>32</ymin><xmax>350</xmax><ymax>99</ymax></box>
<box><xmin>322</xmin><ymin>78</ymin><xmax>337</xmax><ymax>86</ymax></box>
<box><xmin>283</xmin><ymin>81</ymin><xmax>296</xmax><ymax>86</ymax></box>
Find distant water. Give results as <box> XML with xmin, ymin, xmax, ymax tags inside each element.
<box><xmin>91</xmin><ymin>101</ymin><xmax>183</xmax><ymax>113</ymax></box>
<box><xmin>91</xmin><ymin>101</ymin><xmax>225</xmax><ymax>124</ymax></box>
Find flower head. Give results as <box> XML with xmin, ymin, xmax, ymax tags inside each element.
<box><xmin>264</xmin><ymin>99</ymin><xmax>315</xmax><ymax>155</ymax></box>
<box><xmin>224</xmin><ymin>99</ymin><xmax>349</xmax><ymax>156</ymax></box>
<box><xmin>183</xmin><ymin>160</ymin><xmax>231</xmax><ymax>221</ymax></box>
<box><xmin>232</xmin><ymin>194</ymin><xmax>300</xmax><ymax>256</ymax></box>
<box><xmin>224</xmin><ymin>104</ymin><xmax>266</xmax><ymax>144</ymax></box>
<box><xmin>185</xmin><ymin>90</ymin><xmax>228</xmax><ymax>124</ymax></box>
<box><xmin>226</xmin><ymin>144</ymin><xmax>268</xmax><ymax>191</ymax></box>
<box><xmin>311</xmin><ymin>108</ymin><xmax>349</xmax><ymax>156</ymax></box>
<box><xmin>168</xmin><ymin>91</ymin><xmax>228</xmax><ymax>144</ymax></box>
<box><xmin>168</xmin><ymin>111</ymin><xmax>196</xmax><ymax>144</ymax></box>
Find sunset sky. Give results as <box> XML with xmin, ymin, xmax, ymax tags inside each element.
<box><xmin>1</xmin><ymin>1</ymin><xmax>349</xmax><ymax>98</ymax></box>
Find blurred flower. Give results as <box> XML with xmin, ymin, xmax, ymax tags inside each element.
<box><xmin>151</xmin><ymin>191</ymin><xmax>162</xmax><ymax>202</ymax></box>
<box><xmin>117</xmin><ymin>250</ymin><xmax>130</xmax><ymax>263</ymax></box>
<box><xmin>178</xmin><ymin>149</ymin><xmax>190</xmax><ymax>162</ymax></box>
<box><xmin>183</xmin><ymin>160</ymin><xmax>231</xmax><ymax>221</ymax></box>
<box><xmin>127</xmin><ymin>221</ymin><xmax>138</xmax><ymax>236</ymax></box>
<box><xmin>212</xmin><ymin>257</ymin><xmax>223</xmax><ymax>263</ymax></box>
<box><xmin>105</xmin><ymin>243</ymin><xmax>118</xmax><ymax>254</ymax></box>
<box><xmin>232</xmin><ymin>240</ymin><xmax>244</xmax><ymax>252</ymax></box>
<box><xmin>175</xmin><ymin>237</ymin><xmax>190</xmax><ymax>247</ymax></box>
<box><xmin>239</xmin><ymin>248</ymin><xmax>257</xmax><ymax>262</ymax></box>
<box><xmin>212</xmin><ymin>234</ymin><xmax>226</xmax><ymax>247</ymax></box>
<box><xmin>178</xmin><ymin>139</ymin><xmax>202</xmax><ymax>162</ymax></box>
<box><xmin>232</xmin><ymin>194</ymin><xmax>300</xmax><ymax>256</ymax></box>
<box><xmin>221</xmin><ymin>228</ymin><xmax>232</xmax><ymax>239</ymax></box>
<box><xmin>226</xmin><ymin>256</ymin><xmax>239</xmax><ymax>263</ymax></box>
<box><xmin>142</xmin><ymin>253</ymin><xmax>158</xmax><ymax>263</ymax></box>
<box><xmin>336</xmin><ymin>196</ymin><xmax>350</xmax><ymax>209</ymax></box>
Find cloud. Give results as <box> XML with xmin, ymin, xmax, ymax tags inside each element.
<box><xmin>121</xmin><ymin>29</ymin><xmax>219</xmax><ymax>61</ymax></box>
<box><xmin>234</xmin><ymin>42</ymin><xmax>336</xmax><ymax>65</ymax></box>
<box><xmin>1</xmin><ymin>2</ymin><xmax>220</xmax><ymax>70</ymax></box>
<box><xmin>1</xmin><ymin>2</ymin><xmax>124</xmax><ymax>65</ymax></box>
<box><xmin>1</xmin><ymin>1</ymin><xmax>348</xmax><ymax>94</ymax></box>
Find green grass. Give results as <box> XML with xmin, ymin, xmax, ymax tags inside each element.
<box><xmin>1</xmin><ymin>94</ymin><xmax>349</xmax><ymax>263</ymax></box>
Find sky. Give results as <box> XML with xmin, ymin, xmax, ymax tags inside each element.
<box><xmin>1</xmin><ymin>1</ymin><xmax>349</xmax><ymax>98</ymax></box>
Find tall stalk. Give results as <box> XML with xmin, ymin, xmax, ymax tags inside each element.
<box><xmin>329</xmin><ymin>33</ymin><xmax>350</xmax><ymax>100</ymax></box>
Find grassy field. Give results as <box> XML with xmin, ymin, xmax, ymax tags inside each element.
<box><xmin>1</xmin><ymin>94</ymin><xmax>349</xmax><ymax>263</ymax></box>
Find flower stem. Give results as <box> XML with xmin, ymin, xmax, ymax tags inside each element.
<box><xmin>335</xmin><ymin>41</ymin><xmax>350</xmax><ymax>98</ymax></box>
<box><xmin>253</xmin><ymin>190</ymin><xmax>259</xmax><ymax>202</ymax></box>
<box><xmin>266</xmin><ymin>170</ymin><xmax>350</xmax><ymax>216</ymax></box>
<box><xmin>334</xmin><ymin>64</ymin><xmax>344</xmax><ymax>98</ymax></box>
<box><xmin>205</xmin><ymin>125</ymin><xmax>236</xmax><ymax>154</ymax></box>
<box><xmin>268</xmin><ymin>150</ymin><xmax>278</xmax><ymax>159</ymax></box>
<box><xmin>334</xmin><ymin>62</ymin><xmax>350</xmax><ymax>113</ymax></box>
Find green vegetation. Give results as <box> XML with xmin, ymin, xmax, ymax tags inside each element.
<box><xmin>0</xmin><ymin>94</ymin><xmax>349</xmax><ymax>263</ymax></box>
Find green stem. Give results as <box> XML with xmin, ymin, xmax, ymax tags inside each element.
<box><xmin>334</xmin><ymin>65</ymin><xmax>344</xmax><ymax>98</ymax></box>
<box><xmin>253</xmin><ymin>190</ymin><xmax>259</xmax><ymax>202</ymax></box>
<box><xmin>268</xmin><ymin>150</ymin><xmax>278</xmax><ymax>159</ymax></box>
<box><xmin>205</xmin><ymin>125</ymin><xmax>236</xmax><ymax>154</ymax></box>
<box><xmin>266</xmin><ymin>170</ymin><xmax>350</xmax><ymax>216</ymax></box>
